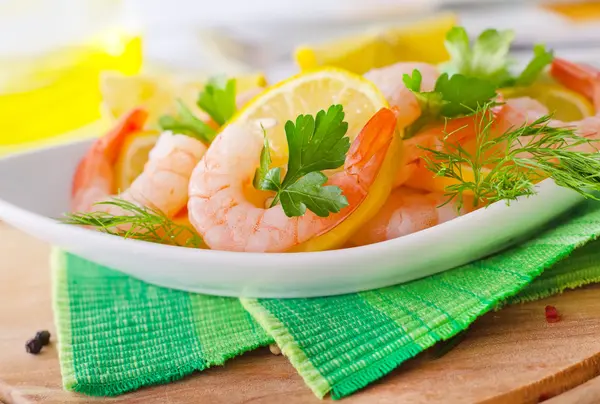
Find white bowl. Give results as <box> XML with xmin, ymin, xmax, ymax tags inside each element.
<box><xmin>0</xmin><ymin>139</ymin><xmax>584</xmax><ymax>297</ymax></box>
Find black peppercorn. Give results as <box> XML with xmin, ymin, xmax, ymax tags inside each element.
<box><xmin>25</xmin><ymin>338</ymin><xmax>42</xmax><ymax>354</ymax></box>
<box><xmin>35</xmin><ymin>330</ymin><xmax>51</xmax><ymax>346</ymax></box>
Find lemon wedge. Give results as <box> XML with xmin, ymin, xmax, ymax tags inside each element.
<box><xmin>233</xmin><ymin>68</ymin><xmax>387</xmax><ymax>164</ymax></box>
<box><xmin>100</xmin><ymin>71</ymin><xmax>268</xmax><ymax>124</ymax></box>
<box><xmin>500</xmin><ymin>83</ymin><xmax>594</xmax><ymax>122</ymax></box>
<box><xmin>294</xmin><ymin>13</ymin><xmax>456</xmax><ymax>74</ymax></box>
<box><xmin>114</xmin><ymin>130</ymin><xmax>160</xmax><ymax>192</ymax></box>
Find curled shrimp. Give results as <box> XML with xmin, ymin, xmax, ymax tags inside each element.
<box><xmin>72</xmin><ymin>87</ymin><xmax>263</xmax><ymax>216</ymax></box>
<box><xmin>348</xmin><ymin>187</ymin><xmax>474</xmax><ymax>247</ymax></box>
<box><xmin>365</xmin><ymin>62</ymin><xmax>439</xmax><ymax>127</ymax></box>
<box><xmin>71</xmin><ymin>108</ymin><xmax>207</xmax><ymax>218</ymax></box>
<box><xmin>187</xmin><ymin>108</ymin><xmax>405</xmax><ymax>252</ymax></box>
<box><xmin>364</xmin><ymin>62</ymin><xmax>442</xmax><ymax>187</ymax></box>
<box><xmin>551</xmin><ymin>57</ymin><xmax>600</xmax><ymax>111</ymax></box>
<box><xmin>545</xmin><ymin>58</ymin><xmax>600</xmax><ymax>152</ymax></box>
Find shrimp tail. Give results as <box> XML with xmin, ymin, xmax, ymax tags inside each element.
<box><xmin>71</xmin><ymin>108</ymin><xmax>148</xmax><ymax>210</ymax></box>
<box><xmin>550</xmin><ymin>58</ymin><xmax>600</xmax><ymax>111</ymax></box>
<box><xmin>345</xmin><ymin>107</ymin><xmax>397</xmax><ymax>185</ymax></box>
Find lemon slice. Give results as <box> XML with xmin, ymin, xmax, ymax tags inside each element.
<box><xmin>114</xmin><ymin>130</ymin><xmax>160</xmax><ymax>192</ymax></box>
<box><xmin>500</xmin><ymin>83</ymin><xmax>594</xmax><ymax>122</ymax></box>
<box><xmin>294</xmin><ymin>13</ymin><xmax>456</xmax><ymax>74</ymax></box>
<box><xmin>232</xmin><ymin>68</ymin><xmax>387</xmax><ymax>164</ymax></box>
<box><xmin>100</xmin><ymin>71</ymin><xmax>268</xmax><ymax>124</ymax></box>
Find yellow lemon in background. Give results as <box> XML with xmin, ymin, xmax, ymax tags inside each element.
<box><xmin>294</xmin><ymin>13</ymin><xmax>457</xmax><ymax>74</ymax></box>
<box><xmin>100</xmin><ymin>71</ymin><xmax>268</xmax><ymax>125</ymax></box>
<box><xmin>0</xmin><ymin>31</ymin><xmax>142</xmax><ymax>149</ymax></box>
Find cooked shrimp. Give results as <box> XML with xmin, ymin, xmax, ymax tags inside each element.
<box><xmin>544</xmin><ymin>58</ymin><xmax>600</xmax><ymax>152</ymax></box>
<box><xmin>393</xmin><ymin>114</ymin><xmax>486</xmax><ymax>188</ymax></box>
<box><xmin>71</xmin><ymin>108</ymin><xmax>207</xmax><ymax>217</ymax></box>
<box><xmin>551</xmin><ymin>57</ymin><xmax>600</xmax><ymax>111</ymax></box>
<box><xmin>348</xmin><ymin>187</ymin><xmax>474</xmax><ymax>247</ymax></box>
<box><xmin>363</xmin><ymin>62</ymin><xmax>440</xmax><ymax>186</ymax></box>
<box><xmin>187</xmin><ymin>108</ymin><xmax>403</xmax><ymax>252</ymax></box>
<box><xmin>72</xmin><ymin>86</ymin><xmax>263</xmax><ymax>216</ymax></box>
<box><xmin>365</xmin><ymin>62</ymin><xmax>438</xmax><ymax>127</ymax></box>
<box><xmin>395</xmin><ymin>97</ymin><xmax>549</xmax><ymax>191</ymax></box>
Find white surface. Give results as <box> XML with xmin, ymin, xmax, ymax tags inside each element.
<box><xmin>0</xmin><ymin>139</ymin><xmax>585</xmax><ymax>298</ymax></box>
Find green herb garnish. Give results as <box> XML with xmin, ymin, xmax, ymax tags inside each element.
<box><xmin>421</xmin><ymin>104</ymin><xmax>600</xmax><ymax>209</ymax></box>
<box><xmin>402</xmin><ymin>69</ymin><xmax>498</xmax><ymax>137</ymax></box>
<box><xmin>197</xmin><ymin>76</ymin><xmax>237</xmax><ymax>126</ymax></box>
<box><xmin>62</xmin><ymin>199</ymin><xmax>203</xmax><ymax>248</ymax></box>
<box><xmin>253</xmin><ymin>124</ymin><xmax>273</xmax><ymax>189</ymax></box>
<box><xmin>159</xmin><ymin>99</ymin><xmax>217</xmax><ymax>143</ymax></box>
<box><xmin>441</xmin><ymin>26</ymin><xmax>554</xmax><ymax>88</ymax></box>
<box><xmin>254</xmin><ymin>104</ymin><xmax>350</xmax><ymax>217</ymax></box>
<box><xmin>159</xmin><ymin>76</ymin><xmax>237</xmax><ymax>143</ymax></box>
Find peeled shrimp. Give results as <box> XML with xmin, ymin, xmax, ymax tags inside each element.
<box><xmin>72</xmin><ymin>87</ymin><xmax>264</xmax><ymax>216</ymax></box>
<box><xmin>364</xmin><ymin>62</ymin><xmax>439</xmax><ymax>108</ymax></box>
<box><xmin>348</xmin><ymin>187</ymin><xmax>474</xmax><ymax>247</ymax></box>
<box><xmin>545</xmin><ymin>58</ymin><xmax>600</xmax><ymax>152</ymax></box>
<box><xmin>365</xmin><ymin>62</ymin><xmax>439</xmax><ymax>127</ymax></box>
<box><xmin>71</xmin><ymin>108</ymin><xmax>207</xmax><ymax>217</ymax></box>
<box><xmin>187</xmin><ymin>108</ymin><xmax>404</xmax><ymax>253</ymax></box>
<box><xmin>551</xmin><ymin>57</ymin><xmax>600</xmax><ymax>111</ymax></box>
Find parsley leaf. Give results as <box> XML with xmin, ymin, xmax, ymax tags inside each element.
<box><xmin>442</xmin><ymin>27</ymin><xmax>514</xmax><ymax>84</ymax></box>
<box><xmin>278</xmin><ymin>172</ymin><xmax>347</xmax><ymax>217</ymax></box>
<box><xmin>284</xmin><ymin>104</ymin><xmax>350</xmax><ymax>185</ymax></box>
<box><xmin>402</xmin><ymin>68</ymin><xmax>422</xmax><ymax>92</ymax></box>
<box><xmin>441</xmin><ymin>26</ymin><xmax>553</xmax><ymax>88</ymax></box>
<box><xmin>252</xmin><ymin>125</ymin><xmax>273</xmax><ymax>189</ymax></box>
<box><xmin>513</xmin><ymin>44</ymin><xmax>555</xmax><ymax>87</ymax></box>
<box><xmin>197</xmin><ymin>76</ymin><xmax>236</xmax><ymax>126</ymax></box>
<box><xmin>402</xmin><ymin>70</ymin><xmax>497</xmax><ymax>137</ymax></box>
<box><xmin>254</xmin><ymin>105</ymin><xmax>350</xmax><ymax>217</ymax></box>
<box><xmin>259</xmin><ymin>167</ymin><xmax>282</xmax><ymax>193</ymax></box>
<box><xmin>434</xmin><ymin>73</ymin><xmax>498</xmax><ymax>117</ymax></box>
<box><xmin>158</xmin><ymin>99</ymin><xmax>216</xmax><ymax>143</ymax></box>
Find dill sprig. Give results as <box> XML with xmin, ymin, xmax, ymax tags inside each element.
<box><xmin>61</xmin><ymin>198</ymin><xmax>203</xmax><ymax>248</ymax></box>
<box><xmin>421</xmin><ymin>104</ymin><xmax>600</xmax><ymax>209</ymax></box>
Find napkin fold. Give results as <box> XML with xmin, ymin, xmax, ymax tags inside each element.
<box><xmin>53</xmin><ymin>200</ymin><xmax>600</xmax><ymax>399</ymax></box>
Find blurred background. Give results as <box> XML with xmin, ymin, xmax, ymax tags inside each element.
<box><xmin>1</xmin><ymin>0</ymin><xmax>599</xmax><ymax>155</ymax></box>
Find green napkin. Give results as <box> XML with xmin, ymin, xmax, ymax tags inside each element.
<box><xmin>53</xmin><ymin>200</ymin><xmax>600</xmax><ymax>399</ymax></box>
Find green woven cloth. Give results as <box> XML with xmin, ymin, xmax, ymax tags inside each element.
<box><xmin>53</xmin><ymin>200</ymin><xmax>600</xmax><ymax>399</ymax></box>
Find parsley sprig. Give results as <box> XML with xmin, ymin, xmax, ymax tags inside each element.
<box><xmin>401</xmin><ymin>26</ymin><xmax>554</xmax><ymax>137</ymax></box>
<box><xmin>158</xmin><ymin>100</ymin><xmax>217</xmax><ymax>143</ymax></box>
<box><xmin>440</xmin><ymin>26</ymin><xmax>554</xmax><ymax>88</ymax></box>
<box><xmin>62</xmin><ymin>199</ymin><xmax>203</xmax><ymax>248</ymax></box>
<box><xmin>402</xmin><ymin>69</ymin><xmax>497</xmax><ymax>137</ymax></box>
<box><xmin>254</xmin><ymin>105</ymin><xmax>350</xmax><ymax>217</ymax></box>
<box><xmin>421</xmin><ymin>104</ymin><xmax>600</xmax><ymax>209</ymax></box>
<box><xmin>159</xmin><ymin>76</ymin><xmax>237</xmax><ymax>143</ymax></box>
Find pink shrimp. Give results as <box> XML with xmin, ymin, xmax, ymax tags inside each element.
<box><xmin>545</xmin><ymin>58</ymin><xmax>600</xmax><ymax>153</ymax></box>
<box><xmin>71</xmin><ymin>108</ymin><xmax>208</xmax><ymax>217</ymax></box>
<box><xmin>72</xmin><ymin>87</ymin><xmax>264</xmax><ymax>216</ymax></box>
<box><xmin>551</xmin><ymin>58</ymin><xmax>600</xmax><ymax>111</ymax></box>
<box><xmin>187</xmin><ymin>108</ymin><xmax>405</xmax><ymax>253</ymax></box>
<box><xmin>365</xmin><ymin>62</ymin><xmax>439</xmax><ymax>127</ymax></box>
<box><xmin>348</xmin><ymin>187</ymin><xmax>474</xmax><ymax>247</ymax></box>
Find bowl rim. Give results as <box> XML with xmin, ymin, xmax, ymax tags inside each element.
<box><xmin>0</xmin><ymin>137</ymin><xmax>570</xmax><ymax>263</ymax></box>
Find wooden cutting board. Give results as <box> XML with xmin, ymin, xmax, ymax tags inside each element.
<box><xmin>1</xmin><ymin>222</ymin><xmax>600</xmax><ymax>404</ymax></box>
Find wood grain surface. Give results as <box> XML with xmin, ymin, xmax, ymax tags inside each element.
<box><xmin>2</xmin><ymin>222</ymin><xmax>600</xmax><ymax>404</ymax></box>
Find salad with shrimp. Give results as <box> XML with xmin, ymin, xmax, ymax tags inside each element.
<box><xmin>63</xmin><ymin>26</ymin><xmax>600</xmax><ymax>253</ymax></box>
